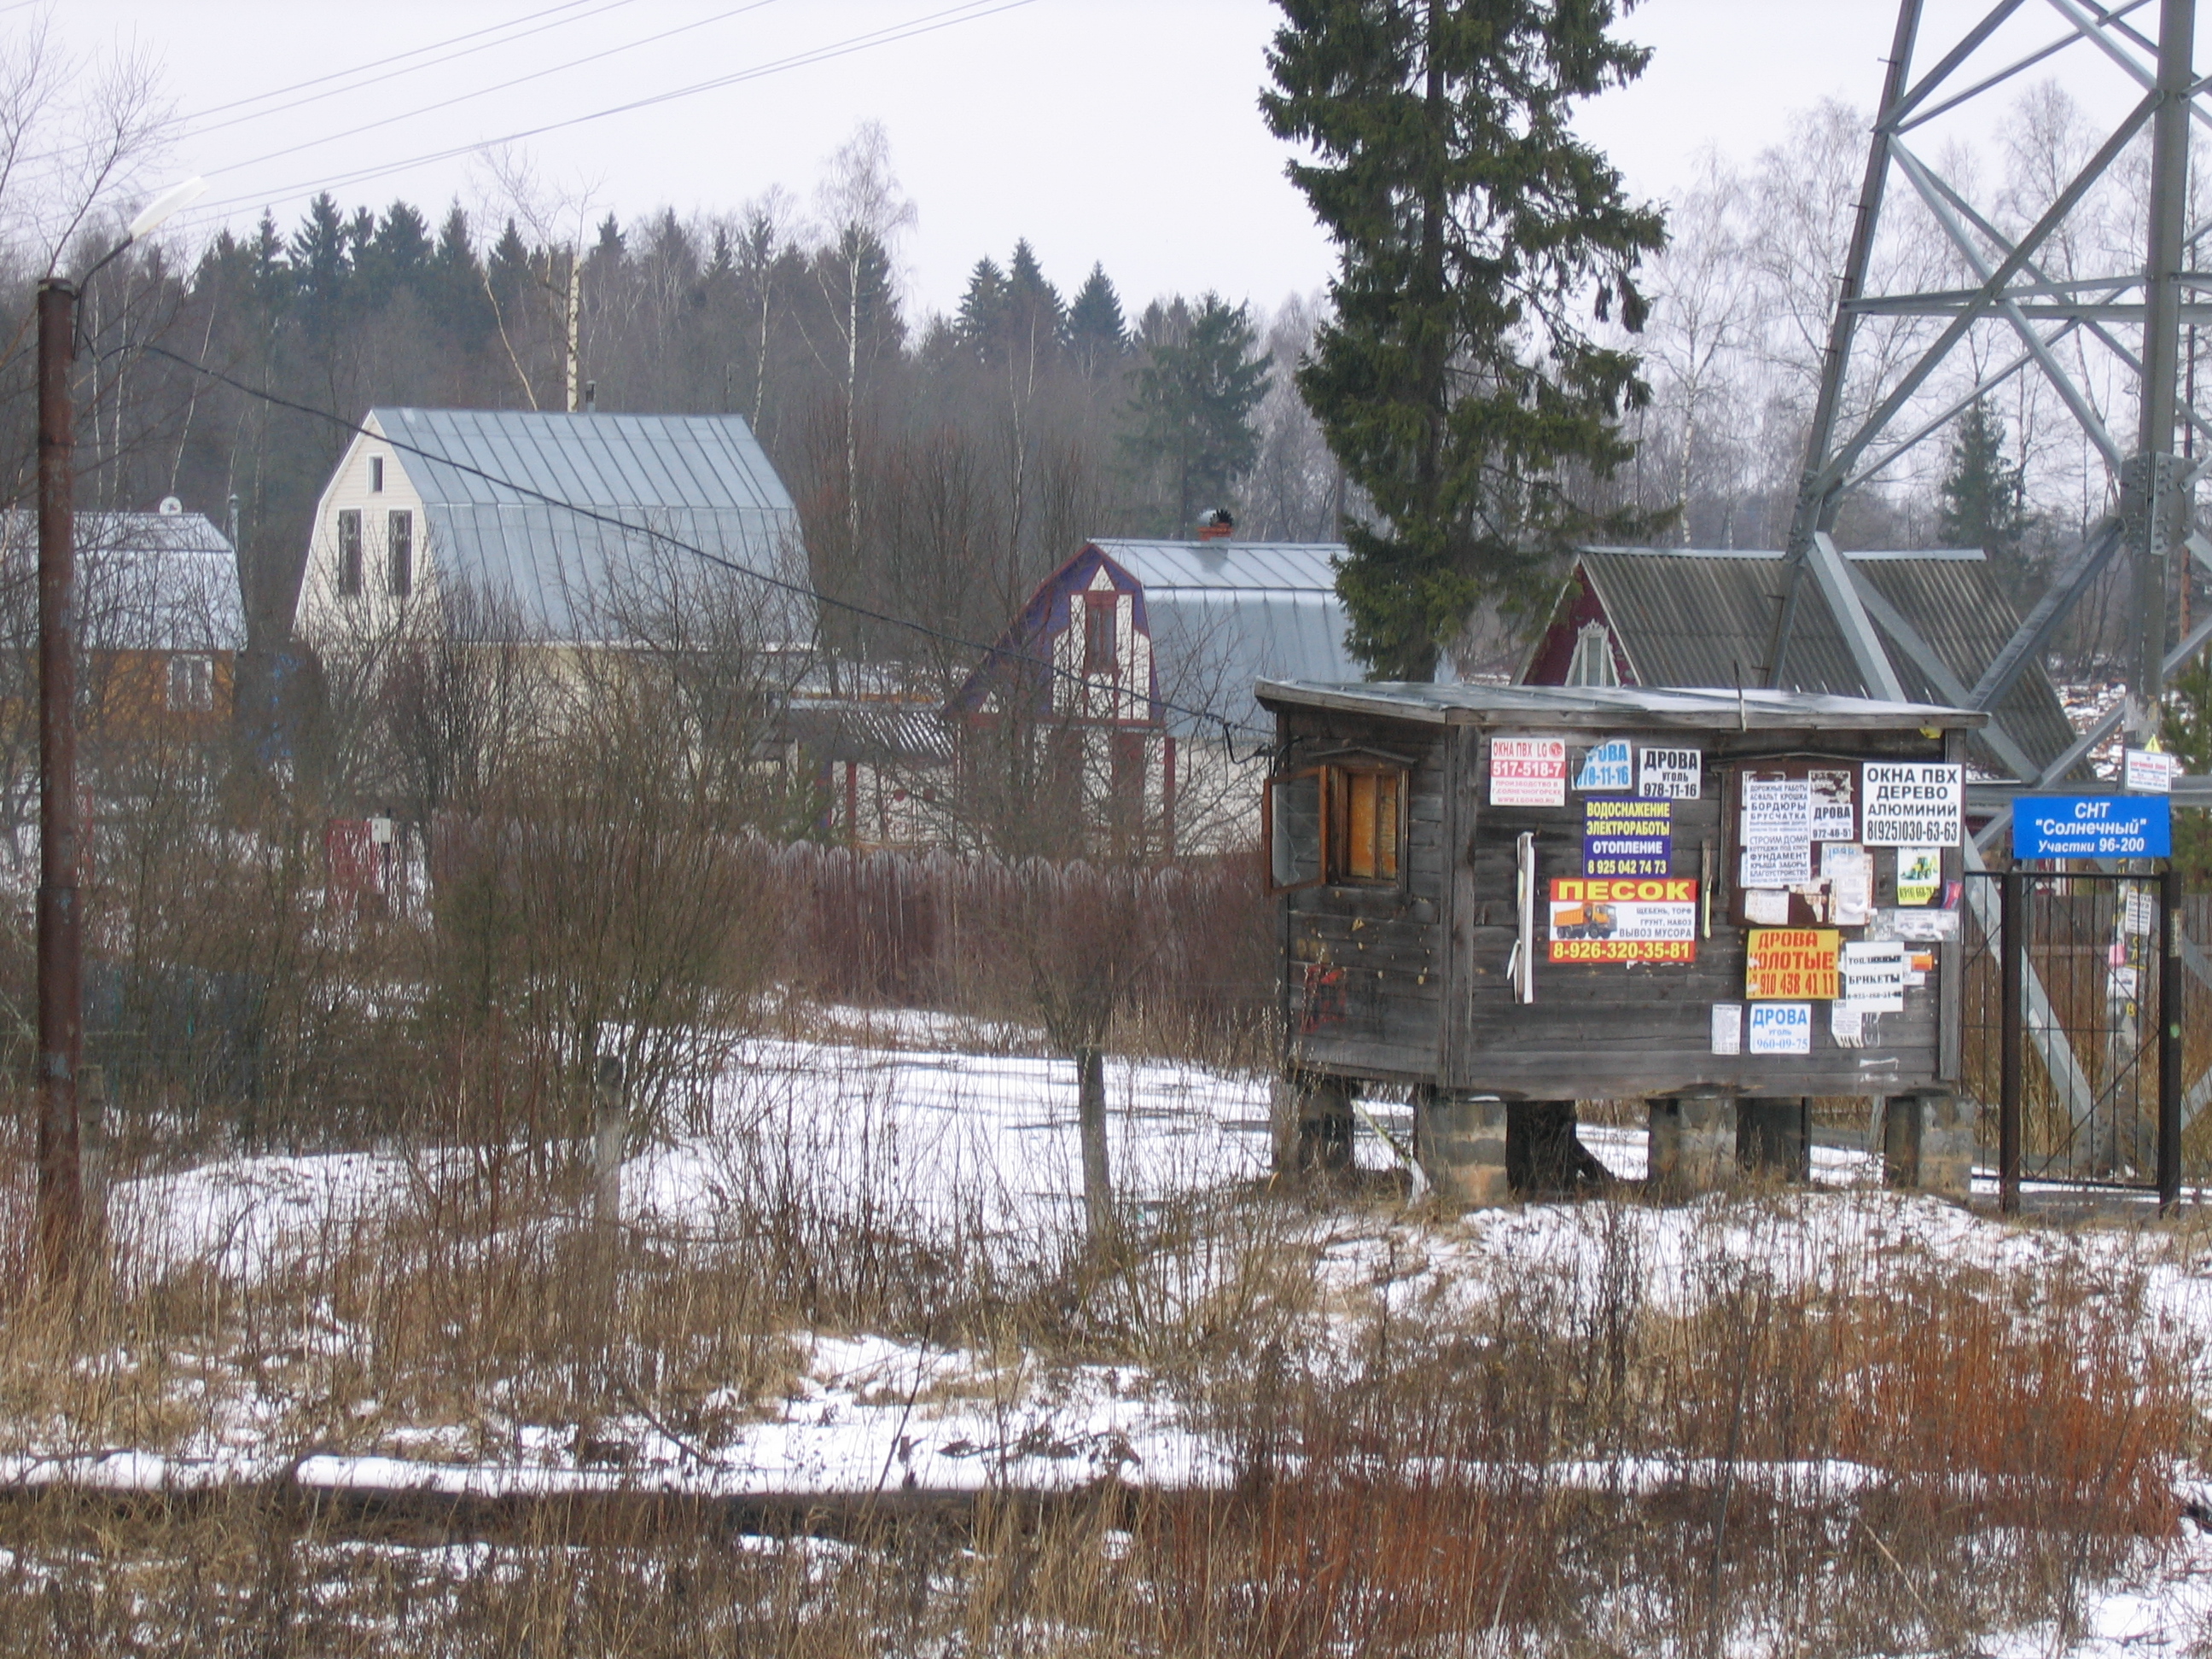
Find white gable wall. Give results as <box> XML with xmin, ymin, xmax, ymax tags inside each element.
<box><xmin>296</xmin><ymin>414</ymin><xmax>434</xmax><ymax>643</ymax></box>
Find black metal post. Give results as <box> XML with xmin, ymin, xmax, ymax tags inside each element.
<box><xmin>34</xmin><ymin>278</ymin><xmax>81</xmax><ymax>1284</ymax></box>
<box><xmin>2160</xmin><ymin>863</ymin><xmax>2184</xmax><ymax>1212</ymax></box>
<box><xmin>2000</xmin><ymin>869</ymin><xmax>2023</xmax><ymax>1214</ymax></box>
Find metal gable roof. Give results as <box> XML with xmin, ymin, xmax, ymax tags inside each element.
<box><xmin>0</xmin><ymin>509</ymin><xmax>244</xmax><ymax>653</ymax></box>
<box><xmin>1564</xmin><ymin>546</ymin><xmax>2081</xmax><ymax>778</ymax></box>
<box><xmin>368</xmin><ymin>408</ymin><xmax>806</xmax><ymax>640</ymax></box>
<box><xmin>1087</xmin><ymin>538</ymin><xmax>1345</xmax><ymax>593</ymax></box>
<box><xmin>1259</xmin><ymin>679</ymin><xmax>1984</xmax><ymax>731</ymax></box>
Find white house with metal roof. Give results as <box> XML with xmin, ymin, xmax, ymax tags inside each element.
<box><xmin>294</xmin><ymin>408</ymin><xmax>808</xmax><ymax>646</ymax></box>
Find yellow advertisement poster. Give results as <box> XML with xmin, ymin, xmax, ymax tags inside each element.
<box><xmin>1745</xmin><ymin>928</ymin><xmax>1841</xmax><ymax>999</ymax></box>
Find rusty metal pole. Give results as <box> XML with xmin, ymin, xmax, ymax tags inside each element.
<box><xmin>35</xmin><ymin>278</ymin><xmax>81</xmax><ymax>1283</ymax></box>
<box><xmin>1999</xmin><ymin>869</ymin><xmax>2023</xmax><ymax>1215</ymax></box>
<box><xmin>2160</xmin><ymin>863</ymin><xmax>2184</xmax><ymax>1213</ymax></box>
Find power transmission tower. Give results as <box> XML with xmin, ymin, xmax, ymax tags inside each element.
<box><xmin>1767</xmin><ymin>0</ymin><xmax>2206</xmax><ymax>808</ymax></box>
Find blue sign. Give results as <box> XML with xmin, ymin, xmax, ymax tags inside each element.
<box><xmin>1583</xmin><ymin>798</ymin><xmax>1671</xmax><ymax>876</ymax></box>
<box><xmin>2012</xmin><ymin>795</ymin><xmax>2172</xmax><ymax>859</ymax></box>
<box><xmin>1575</xmin><ymin>738</ymin><xmax>1632</xmax><ymax>793</ymax></box>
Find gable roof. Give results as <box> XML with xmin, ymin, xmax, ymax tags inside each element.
<box><xmin>1524</xmin><ymin>545</ymin><xmax>2079</xmax><ymax>777</ymax></box>
<box><xmin>0</xmin><ymin>509</ymin><xmax>244</xmax><ymax>653</ymax></box>
<box><xmin>367</xmin><ymin>407</ymin><xmax>806</xmax><ymax>640</ymax></box>
<box><xmin>952</xmin><ymin>538</ymin><xmax>1355</xmax><ymax>736</ymax></box>
<box><xmin>1085</xmin><ymin>539</ymin><xmax>1356</xmax><ymax>733</ymax></box>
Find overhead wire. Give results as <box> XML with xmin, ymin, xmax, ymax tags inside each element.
<box><xmin>172</xmin><ymin>0</ymin><xmax>1044</xmax><ymax>231</ymax></box>
<box><xmin>190</xmin><ymin>0</ymin><xmax>790</xmax><ymax>189</ymax></box>
<box><xmin>127</xmin><ymin>341</ymin><xmax>1276</xmax><ymax>755</ymax></box>
<box><xmin>9</xmin><ymin>0</ymin><xmax>643</xmax><ymax>172</ymax></box>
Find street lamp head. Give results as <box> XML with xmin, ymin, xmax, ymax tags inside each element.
<box><xmin>124</xmin><ymin>176</ymin><xmax>206</xmax><ymax>243</ymax></box>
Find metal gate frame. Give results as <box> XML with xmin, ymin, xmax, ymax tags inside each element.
<box><xmin>1960</xmin><ymin>867</ymin><xmax>2183</xmax><ymax>1211</ymax></box>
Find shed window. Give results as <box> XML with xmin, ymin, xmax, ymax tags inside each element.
<box><xmin>1265</xmin><ymin>762</ymin><xmax>1408</xmax><ymax>893</ymax></box>
<box><xmin>387</xmin><ymin>510</ymin><xmax>413</xmax><ymax>598</ymax></box>
<box><xmin>1330</xmin><ymin>766</ymin><xmax>1403</xmax><ymax>883</ymax></box>
<box><xmin>337</xmin><ymin>509</ymin><xmax>363</xmax><ymax>597</ymax></box>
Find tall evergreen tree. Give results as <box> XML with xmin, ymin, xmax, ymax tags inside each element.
<box><xmin>1121</xmin><ymin>292</ymin><xmax>1270</xmax><ymax>534</ymax></box>
<box><xmin>1004</xmin><ymin>238</ymin><xmax>1063</xmax><ymax>354</ymax></box>
<box><xmin>1936</xmin><ymin>399</ymin><xmax>2034</xmax><ymax>597</ymax></box>
<box><xmin>1263</xmin><ymin>0</ymin><xmax>1667</xmax><ymax>678</ymax></box>
<box><xmin>426</xmin><ymin>203</ymin><xmax>492</xmax><ymax>341</ymax></box>
<box><xmin>289</xmin><ymin>193</ymin><xmax>353</xmax><ymax>346</ymax></box>
<box><xmin>955</xmin><ymin>256</ymin><xmax>1010</xmax><ymax>359</ymax></box>
<box><xmin>1067</xmin><ymin>262</ymin><xmax>1126</xmax><ymax>377</ymax></box>
<box><xmin>358</xmin><ymin>200</ymin><xmax>431</xmax><ymax>306</ymax></box>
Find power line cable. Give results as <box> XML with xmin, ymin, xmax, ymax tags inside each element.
<box><xmin>172</xmin><ymin>0</ymin><xmax>1042</xmax><ymax>232</ymax></box>
<box><xmin>129</xmin><ymin>341</ymin><xmax>1274</xmax><ymax>753</ymax></box>
<box><xmin>191</xmin><ymin>0</ymin><xmax>789</xmax><ymax>189</ymax></box>
<box><xmin>15</xmin><ymin>0</ymin><xmax>640</xmax><ymax>172</ymax></box>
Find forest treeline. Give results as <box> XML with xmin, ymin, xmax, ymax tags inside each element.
<box><xmin>2</xmin><ymin>79</ymin><xmax>2176</xmax><ymax>684</ymax></box>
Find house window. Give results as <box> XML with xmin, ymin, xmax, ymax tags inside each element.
<box><xmin>167</xmin><ymin>654</ymin><xmax>214</xmax><ymax>713</ymax></box>
<box><xmin>1567</xmin><ymin>620</ymin><xmax>1620</xmax><ymax>687</ymax></box>
<box><xmin>337</xmin><ymin>509</ymin><xmax>363</xmax><ymax>597</ymax></box>
<box><xmin>1265</xmin><ymin>762</ymin><xmax>1408</xmax><ymax>893</ymax></box>
<box><xmin>370</xmin><ymin>456</ymin><xmax>384</xmax><ymax>492</ymax></box>
<box><xmin>387</xmin><ymin>509</ymin><xmax>413</xmax><ymax>597</ymax></box>
<box><xmin>1084</xmin><ymin>595</ymin><xmax>1117</xmax><ymax>677</ymax></box>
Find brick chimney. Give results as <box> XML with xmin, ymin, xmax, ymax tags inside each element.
<box><xmin>1196</xmin><ymin>507</ymin><xmax>1234</xmax><ymax>541</ymax></box>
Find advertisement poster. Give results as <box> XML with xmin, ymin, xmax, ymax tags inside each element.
<box><xmin>2125</xmin><ymin>748</ymin><xmax>2175</xmax><ymax>795</ymax></box>
<box><xmin>1741</xmin><ymin>777</ymin><xmax>1813</xmax><ymax>887</ymax></box>
<box><xmin>1583</xmin><ymin>799</ymin><xmax>1671</xmax><ymax>876</ymax></box>
<box><xmin>1492</xmin><ymin>736</ymin><xmax>1567</xmax><ymax>806</ymax></box>
<box><xmin>1638</xmin><ymin>745</ymin><xmax>1703</xmax><ymax>800</ymax></box>
<box><xmin>1895</xmin><ymin>847</ymin><xmax>1941</xmax><ymax>907</ymax></box>
<box><xmin>1839</xmin><ymin>940</ymin><xmax>1907</xmax><ymax>1012</ymax></box>
<box><xmin>1575</xmin><ymin>738</ymin><xmax>1632</xmax><ymax>792</ymax></box>
<box><xmin>1745</xmin><ymin>928</ymin><xmax>1842</xmax><ymax>999</ymax></box>
<box><xmin>1808</xmin><ymin>770</ymin><xmax>1856</xmax><ymax>841</ymax></box>
<box><xmin>1711</xmin><ymin>1003</ymin><xmax>1742</xmax><ymax>1056</ymax></box>
<box><xmin>1547</xmin><ymin>877</ymin><xmax>1698</xmax><ymax>963</ymax></box>
<box><xmin>1861</xmin><ymin>763</ymin><xmax>1963</xmax><ymax>847</ymax></box>
<box><xmin>1748</xmin><ymin>1003</ymin><xmax>1813</xmax><ymax>1055</ymax></box>
<box><xmin>1822</xmin><ymin>842</ymin><xmax>1872</xmax><ymax>927</ymax></box>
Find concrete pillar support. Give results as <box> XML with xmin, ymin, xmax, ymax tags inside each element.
<box><xmin>1648</xmin><ymin>1095</ymin><xmax>1735</xmax><ymax>1196</ymax></box>
<box><xmin>1883</xmin><ymin>1092</ymin><xmax>1974</xmax><ymax>1199</ymax></box>
<box><xmin>1416</xmin><ymin>1091</ymin><xmax>1511</xmax><ymax>1208</ymax></box>
<box><xmin>1271</xmin><ymin>1073</ymin><xmax>1353</xmax><ymax>1176</ymax></box>
<box><xmin>1738</xmin><ymin>1097</ymin><xmax>1811</xmax><ymax>1182</ymax></box>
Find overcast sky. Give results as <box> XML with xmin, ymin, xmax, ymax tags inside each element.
<box><xmin>51</xmin><ymin>0</ymin><xmax>2157</xmax><ymax>319</ymax></box>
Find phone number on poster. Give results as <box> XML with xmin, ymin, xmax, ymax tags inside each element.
<box><xmin>1548</xmin><ymin>939</ymin><xmax>1698</xmax><ymax>963</ymax></box>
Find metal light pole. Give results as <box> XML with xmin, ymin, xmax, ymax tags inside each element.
<box><xmin>31</xmin><ymin>177</ymin><xmax>203</xmax><ymax>1284</ymax></box>
<box><xmin>33</xmin><ymin>277</ymin><xmax>79</xmax><ymax>1280</ymax></box>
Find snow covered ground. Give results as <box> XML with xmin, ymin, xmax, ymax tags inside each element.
<box><xmin>82</xmin><ymin>1022</ymin><xmax>2212</xmax><ymax>1650</ymax></box>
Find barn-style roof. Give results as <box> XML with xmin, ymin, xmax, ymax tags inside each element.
<box><xmin>0</xmin><ymin>509</ymin><xmax>244</xmax><ymax>653</ymax></box>
<box><xmin>1522</xmin><ymin>546</ymin><xmax>2077</xmax><ymax>777</ymax></box>
<box><xmin>368</xmin><ymin>407</ymin><xmax>806</xmax><ymax>640</ymax></box>
<box><xmin>951</xmin><ymin>538</ymin><xmax>1355</xmax><ymax>736</ymax></box>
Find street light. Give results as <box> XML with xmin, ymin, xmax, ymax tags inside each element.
<box><xmin>33</xmin><ymin>175</ymin><xmax>203</xmax><ymax>1281</ymax></box>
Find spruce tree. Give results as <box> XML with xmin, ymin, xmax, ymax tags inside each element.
<box><xmin>1936</xmin><ymin>399</ymin><xmax>2034</xmax><ymax>597</ymax></box>
<box><xmin>1263</xmin><ymin>0</ymin><xmax>1667</xmax><ymax>678</ymax></box>
<box><xmin>1121</xmin><ymin>292</ymin><xmax>1270</xmax><ymax>534</ymax></box>
<box><xmin>955</xmin><ymin>256</ymin><xmax>1010</xmax><ymax>359</ymax></box>
<box><xmin>1067</xmin><ymin>262</ymin><xmax>1126</xmax><ymax>376</ymax></box>
<box><xmin>1004</xmin><ymin>238</ymin><xmax>1063</xmax><ymax>352</ymax></box>
<box><xmin>289</xmin><ymin>194</ymin><xmax>353</xmax><ymax>346</ymax></box>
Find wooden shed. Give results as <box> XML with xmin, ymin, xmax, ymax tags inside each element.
<box><xmin>1257</xmin><ymin>680</ymin><xmax>1987</xmax><ymax>1202</ymax></box>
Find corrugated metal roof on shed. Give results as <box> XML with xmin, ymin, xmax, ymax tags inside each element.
<box><xmin>371</xmin><ymin>408</ymin><xmax>806</xmax><ymax>640</ymax></box>
<box><xmin>1567</xmin><ymin>547</ymin><xmax>2078</xmax><ymax>777</ymax></box>
<box><xmin>1259</xmin><ymin>679</ymin><xmax>1985</xmax><ymax>731</ymax></box>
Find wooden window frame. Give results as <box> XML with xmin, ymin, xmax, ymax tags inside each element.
<box><xmin>1263</xmin><ymin>765</ymin><xmax>1328</xmax><ymax>894</ymax></box>
<box><xmin>1264</xmin><ymin>760</ymin><xmax>1411</xmax><ymax>894</ymax></box>
<box><xmin>387</xmin><ymin>509</ymin><xmax>414</xmax><ymax>598</ymax></box>
<box><xmin>337</xmin><ymin>509</ymin><xmax>363</xmax><ymax>597</ymax></box>
<box><xmin>1325</xmin><ymin>763</ymin><xmax>1408</xmax><ymax>888</ymax></box>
